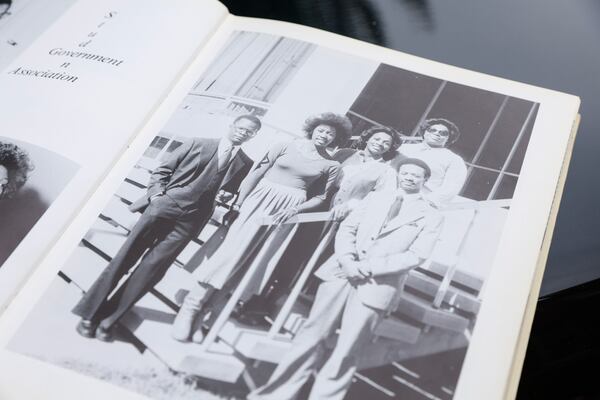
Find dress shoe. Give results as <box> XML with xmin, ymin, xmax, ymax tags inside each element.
<box><xmin>95</xmin><ymin>325</ymin><xmax>114</xmax><ymax>342</ymax></box>
<box><xmin>234</xmin><ymin>311</ymin><xmax>271</xmax><ymax>328</ymax></box>
<box><xmin>75</xmin><ymin>319</ymin><xmax>97</xmax><ymax>338</ymax></box>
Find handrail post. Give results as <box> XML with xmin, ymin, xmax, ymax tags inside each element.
<box><xmin>432</xmin><ymin>208</ymin><xmax>478</xmax><ymax>308</ymax></box>
<box><xmin>267</xmin><ymin>225</ymin><xmax>336</xmax><ymax>338</ymax></box>
<box><xmin>200</xmin><ymin>224</ymin><xmax>298</xmax><ymax>351</ymax></box>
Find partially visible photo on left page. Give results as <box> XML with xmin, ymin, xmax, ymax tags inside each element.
<box><xmin>0</xmin><ymin>136</ymin><xmax>79</xmax><ymax>269</ymax></box>
<box><xmin>5</xmin><ymin>29</ymin><xmax>543</xmax><ymax>400</ymax></box>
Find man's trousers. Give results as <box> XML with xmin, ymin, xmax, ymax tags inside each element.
<box><xmin>248</xmin><ymin>279</ymin><xmax>382</xmax><ymax>400</ymax></box>
<box><xmin>72</xmin><ymin>194</ymin><xmax>209</xmax><ymax>329</ymax></box>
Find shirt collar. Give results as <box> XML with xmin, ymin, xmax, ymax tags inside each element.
<box><xmin>357</xmin><ymin>150</ymin><xmax>385</xmax><ymax>163</ymax></box>
<box><xmin>417</xmin><ymin>141</ymin><xmax>448</xmax><ymax>151</ymax></box>
<box><xmin>219</xmin><ymin>137</ymin><xmax>237</xmax><ymax>148</ymax></box>
<box><xmin>219</xmin><ymin>137</ymin><xmax>241</xmax><ymax>154</ymax></box>
<box><xmin>402</xmin><ymin>192</ymin><xmax>422</xmax><ymax>202</ymax></box>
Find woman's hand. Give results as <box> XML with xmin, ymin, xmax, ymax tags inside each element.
<box><xmin>330</xmin><ymin>198</ymin><xmax>358</xmax><ymax>221</ymax></box>
<box><xmin>271</xmin><ymin>207</ymin><xmax>299</xmax><ymax>225</ymax></box>
<box><xmin>330</xmin><ymin>203</ymin><xmax>350</xmax><ymax>221</ymax></box>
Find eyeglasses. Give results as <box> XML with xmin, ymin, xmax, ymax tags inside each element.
<box><xmin>234</xmin><ymin>126</ymin><xmax>258</xmax><ymax>137</ymax></box>
<box><xmin>426</xmin><ymin>127</ymin><xmax>450</xmax><ymax>137</ymax></box>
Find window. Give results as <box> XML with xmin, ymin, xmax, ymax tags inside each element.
<box><xmin>349</xmin><ymin>65</ymin><xmax>539</xmax><ymax>201</ymax></box>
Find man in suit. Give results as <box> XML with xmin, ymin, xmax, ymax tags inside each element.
<box><xmin>72</xmin><ymin>114</ymin><xmax>261</xmax><ymax>341</ymax></box>
<box><xmin>248</xmin><ymin>158</ymin><xmax>442</xmax><ymax>400</ymax></box>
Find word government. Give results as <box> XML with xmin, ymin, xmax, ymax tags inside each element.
<box><xmin>49</xmin><ymin>48</ymin><xmax>124</xmax><ymax>67</ymax></box>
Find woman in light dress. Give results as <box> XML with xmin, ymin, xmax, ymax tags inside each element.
<box><xmin>237</xmin><ymin>126</ymin><xmax>403</xmax><ymax>325</ymax></box>
<box><xmin>171</xmin><ymin>112</ymin><xmax>352</xmax><ymax>343</ymax></box>
<box><xmin>398</xmin><ymin>118</ymin><xmax>467</xmax><ymax>206</ymax></box>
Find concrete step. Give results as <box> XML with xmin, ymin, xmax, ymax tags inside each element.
<box><xmin>137</xmin><ymin>157</ymin><xmax>160</xmax><ymax>172</ymax></box>
<box><xmin>218</xmin><ymin>320</ymin><xmax>294</xmax><ymax>364</ymax></box>
<box><xmin>417</xmin><ymin>262</ymin><xmax>483</xmax><ymax>294</ymax></box>
<box><xmin>153</xmin><ymin>265</ymin><xmax>197</xmax><ymax>306</ymax></box>
<box><xmin>126</xmin><ymin>166</ymin><xmax>151</xmax><ymax>187</ymax></box>
<box><xmin>61</xmin><ymin>245</ymin><xmax>110</xmax><ymax>292</ymax></box>
<box><xmin>357</xmin><ymin>326</ymin><xmax>469</xmax><ymax>371</ymax></box>
<box><xmin>84</xmin><ymin>216</ymin><xmax>202</xmax><ymax>270</ymax></box>
<box><xmin>394</xmin><ymin>291</ymin><xmax>470</xmax><ymax>333</ymax></box>
<box><xmin>373</xmin><ymin>316</ymin><xmax>422</xmax><ymax>345</ymax></box>
<box><xmin>115</xmin><ymin>180</ymin><xmax>146</xmax><ymax>204</ymax></box>
<box><xmin>82</xmin><ymin>218</ymin><xmax>129</xmax><ymax>260</ymax></box>
<box><xmin>100</xmin><ymin>196</ymin><xmax>140</xmax><ymax>231</ymax></box>
<box><xmin>120</xmin><ymin>301</ymin><xmax>246</xmax><ymax>383</ymax></box>
<box><xmin>405</xmin><ymin>270</ymin><xmax>481</xmax><ymax>315</ymax></box>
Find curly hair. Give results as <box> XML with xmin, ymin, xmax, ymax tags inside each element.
<box><xmin>353</xmin><ymin>126</ymin><xmax>403</xmax><ymax>160</ymax></box>
<box><xmin>0</xmin><ymin>141</ymin><xmax>34</xmax><ymax>199</ymax></box>
<box><xmin>417</xmin><ymin>118</ymin><xmax>461</xmax><ymax>146</ymax></box>
<box><xmin>302</xmin><ymin>112</ymin><xmax>353</xmax><ymax>148</ymax></box>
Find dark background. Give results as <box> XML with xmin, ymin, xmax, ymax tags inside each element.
<box><xmin>220</xmin><ymin>1</ymin><xmax>600</xmax><ymax>399</ymax></box>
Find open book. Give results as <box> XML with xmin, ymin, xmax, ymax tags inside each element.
<box><xmin>0</xmin><ymin>0</ymin><xmax>580</xmax><ymax>399</ymax></box>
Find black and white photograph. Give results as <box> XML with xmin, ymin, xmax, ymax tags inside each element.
<box><xmin>0</xmin><ymin>137</ymin><xmax>79</xmax><ymax>268</ymax></box>
<box><xmin>8</xmin><ymin>31</ymin><xmax>539</xmax><ymax>400</ymax></box>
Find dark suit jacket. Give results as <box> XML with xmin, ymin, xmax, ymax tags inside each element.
<box><xmin>129</xmin><ymin>137</ymin><xmax>252</xmax><ymax>213</ymax></box>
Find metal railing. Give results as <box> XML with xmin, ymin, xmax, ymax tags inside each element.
<box><xmin>195</xmin><ymin>196</ymin><xmax>510</xmax><ymax>352</ymax></box>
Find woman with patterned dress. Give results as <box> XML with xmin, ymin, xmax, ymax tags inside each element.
<box><xmin>329</xmin><ymin>126</ymin><xmax>402</xmax><ymax>220</ymax></box>
<box><xmin>171</xmin><ymin>112</ymin><xmax>352</xmax><ymax>343</ymax></box>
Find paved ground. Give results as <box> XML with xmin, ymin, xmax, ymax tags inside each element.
<box><xmin>6</xmin><ymin>277</ymin><xmax>229</xmax><ymax>400</ymax></box>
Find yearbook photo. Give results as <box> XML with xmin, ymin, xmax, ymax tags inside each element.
<box><xmin>8</xmin><ymin>30</ymin><xmax>539</xmax><ymax>400</ymax></box>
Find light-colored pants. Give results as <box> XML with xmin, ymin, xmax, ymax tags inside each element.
<box><xmin>248</xmin><ymin>279</ymin><xmax>382</xmax><ymax>400</ymax></box>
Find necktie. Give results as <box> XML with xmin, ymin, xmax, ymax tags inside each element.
<box><xmin>218</xmin><ymin>144</ymin><xmax>233</xmax><ymax>170</ymax></box>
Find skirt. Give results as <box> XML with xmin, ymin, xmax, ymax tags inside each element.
<box><xmin>192</xmin><ymin>179</ymin><xmax>306</xmax><ymax>292</ymax></box>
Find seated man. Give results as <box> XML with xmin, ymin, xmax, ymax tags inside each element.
<box><xmin>248</xmin><ymin>158</ymin><xmax>442</xmax><ymax>400</ymax></box>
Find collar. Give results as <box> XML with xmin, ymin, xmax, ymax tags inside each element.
<box><xmin>401</xmin><ymin>192</ymin><xmax>422</xmax><ymax>202</ymax></box>
<box><xmin>417</xmin><ymin>141</ymin><xmax>448</xmax><ymax>151</ymax></box>
<box><xmin>218</xmin><ymin>137</ymin><xmax>240</xmax><ymax>155</ymax></box>
<box><xmin>357</xmin><ymin>150</ymin><xmax>386</xmax><ymax>163</ymax></box>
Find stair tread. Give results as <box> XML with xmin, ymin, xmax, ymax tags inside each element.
<box><xmin>406</xmin><ymin>271</ymin><xmax>481</xmax><ymax>314</ymax></box>
<box><xmin>121</xmin><ymin>298</ymin><xmax>245</xmax><ymax>383</ymax></box>
<box><xmin>395</xmin><ymin>291</ymin><xmax>471</xmax><ymax>333</ymax></box>
<box><xmin>419</xmin><ymin>262</ymin><xmax>483</xmax><ymax>293</ymax></box>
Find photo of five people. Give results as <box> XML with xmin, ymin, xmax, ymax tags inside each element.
<box><xmin>8</xmin><ymin>31</ymin><xmax>539</xmax><ymax>400</ymax></box>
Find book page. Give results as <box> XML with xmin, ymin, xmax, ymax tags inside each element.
<box><xmin>0</xmin><ymin>0</ymin><xmax>78</xmax><ymax>70</ymax></box>
<box><xmin>0</xmin><ymin>0</ymin><xmax>227</xmax><ymax>310</ymax></box>
<box><xmin>0</xmin><ymin>14</ymin><xmax>579</xmax><ymax>400</ymax></box>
